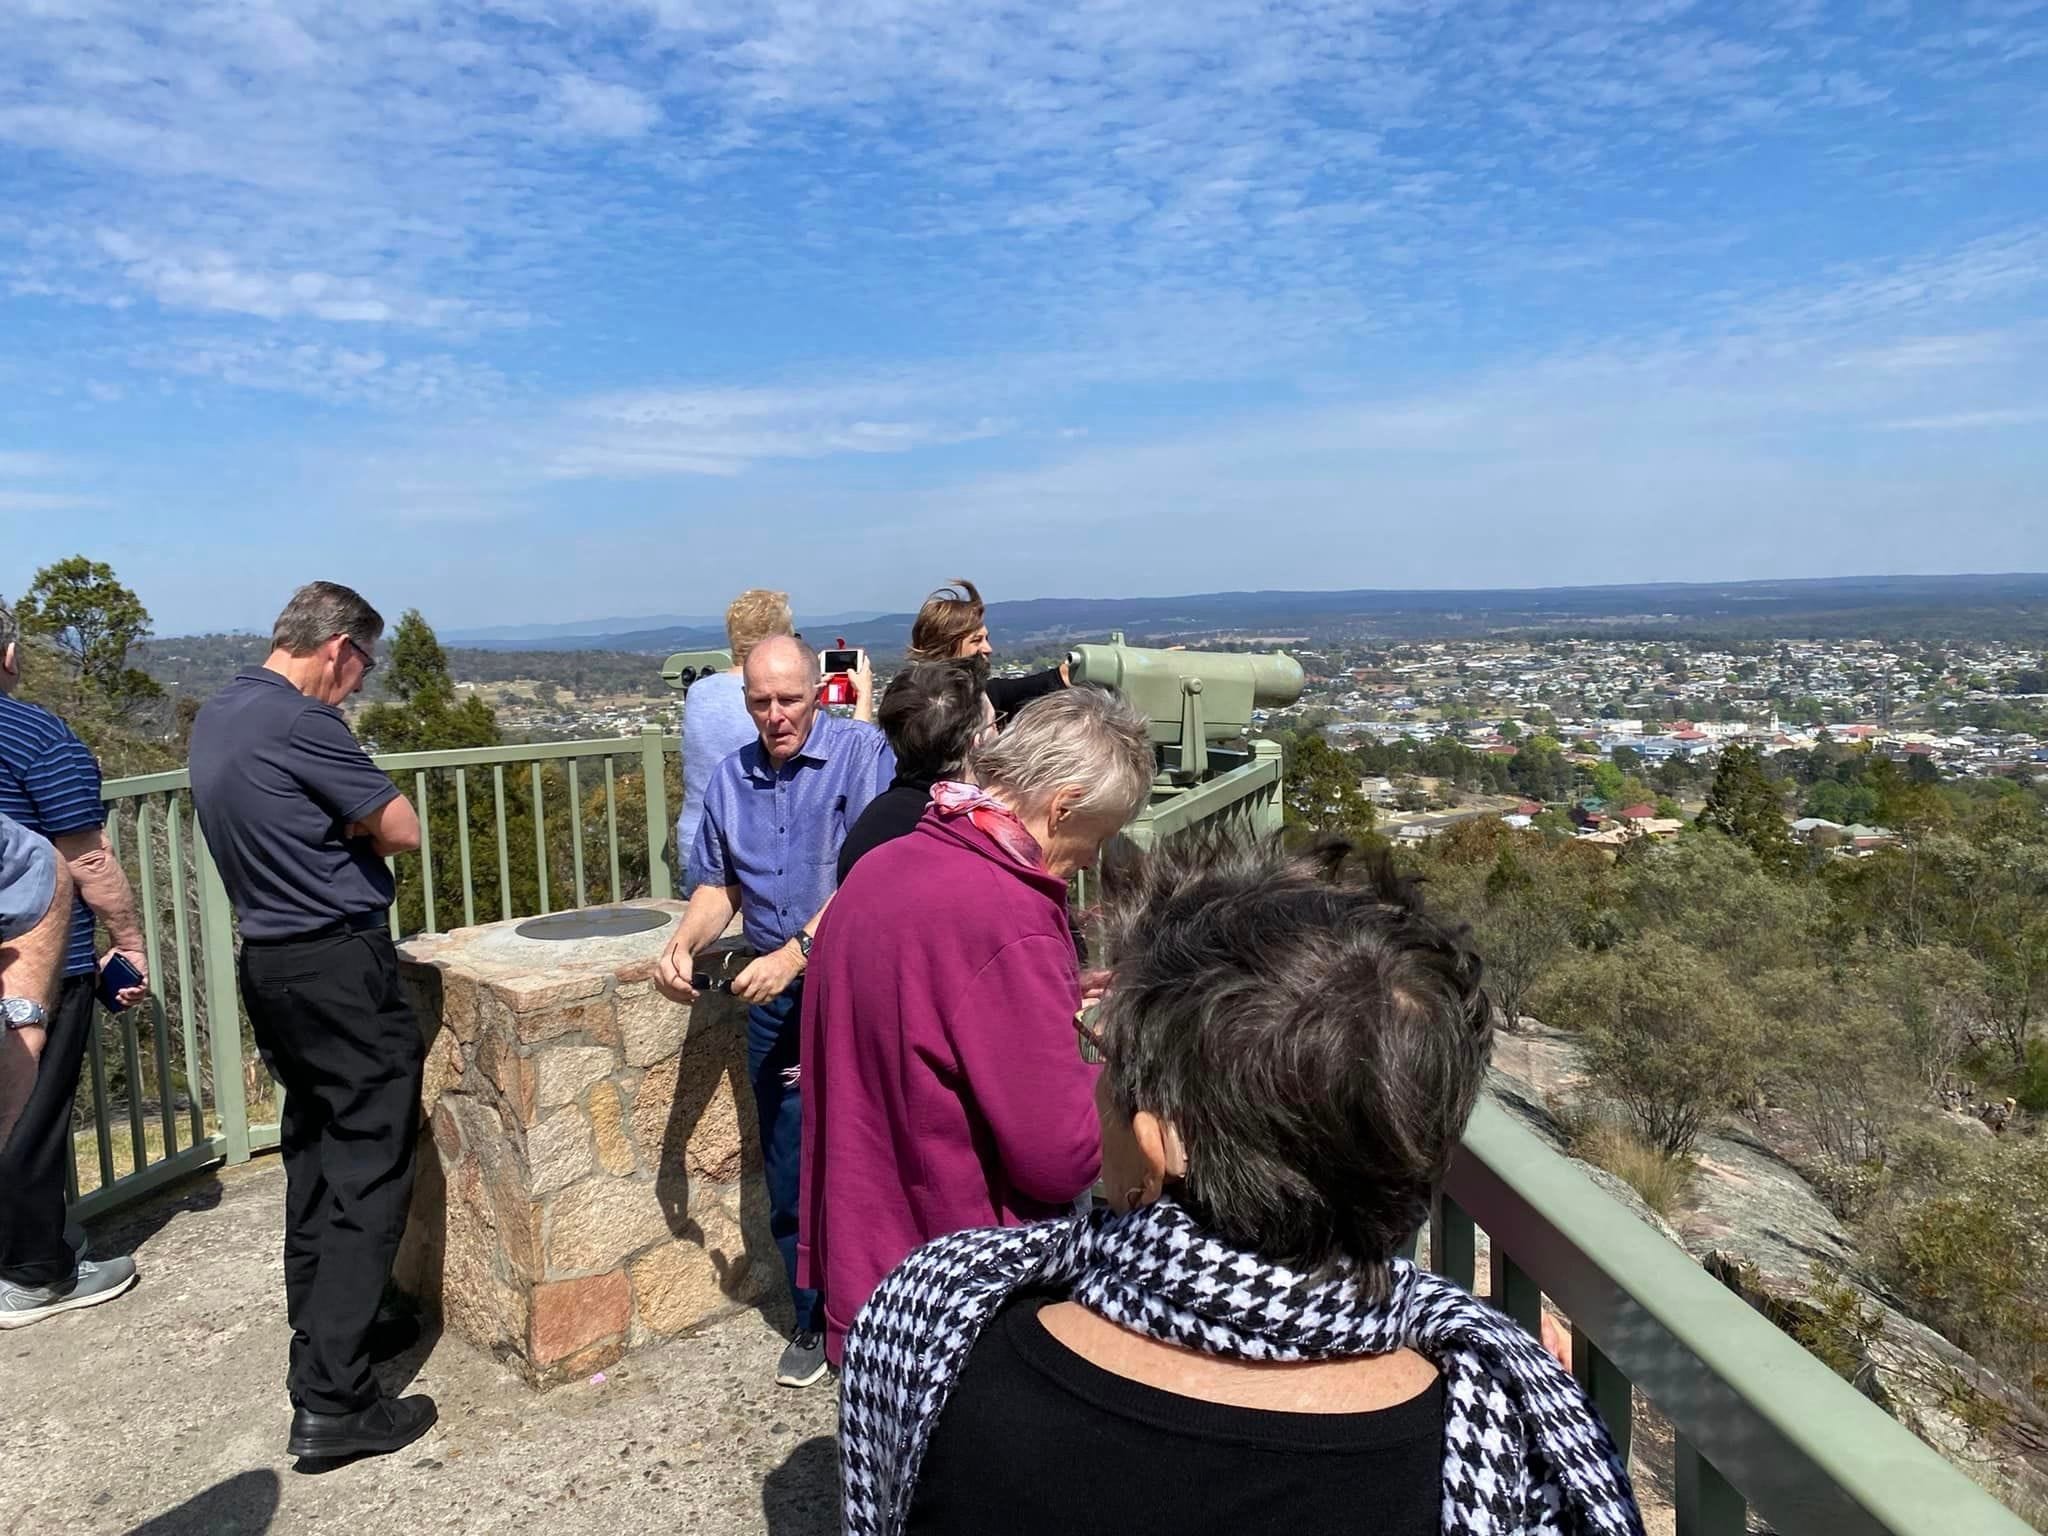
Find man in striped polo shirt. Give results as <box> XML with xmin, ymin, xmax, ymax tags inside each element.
<box><xmin>0</xmin><ymin>597</ymin><xmax>149</xmax><ymax>1328</ymax></box>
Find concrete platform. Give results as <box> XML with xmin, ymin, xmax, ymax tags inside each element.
<box><xmin>0</xmin><ymin>1156</ymin><xmax>838</xmax><ymax>1536</ymax></box>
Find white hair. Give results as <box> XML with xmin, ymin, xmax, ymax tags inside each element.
<box><xmin>969</xmin><ymin>686</ymin><xmax>1153</xmax><ymax>823</ymax></box>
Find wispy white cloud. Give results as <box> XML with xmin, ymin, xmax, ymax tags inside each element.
<box><xmin>92</xmin><ymin>231</ymin><xmax>494</xmax><ymax>329</ymax></box>
<box><xmin>0</xmin><ymin>450</ymin><xmax>66</xmax><ymax>477</ymax></box>
<box><xmin>549</xmin><ymin>381</ymin><xmax>1006</xmax><ymax>478</ymax></box>
<box><xmin>4</xmin><ymin>0</ymin><xmax>2047</xmax><ymax>631</ymax></box>
<box><xmin>0</xmin><ymin>488</ymin><xmax>104</xmax><ymax>512</ymax></box>
<box><xmin>1830</xmin><ymin>333</ymin><xmax>2015</xmax><ymax>373</ymax></box>
<box><xmin>554</xmin><ymin>75</ymin><xmax>662</xmax><ymax>139</ymax></box>
<box><xmin>126</xmin><ymin>337</ymin><xmax>510</xmax><ymax>408</ymax></box>
<box><xmin>1884</xmin><ymin>406</ymin><xmax>2048</xmax><ymax>431</ymax></box>
<box><xmin>0</xmin><ymin>448</ymin><xmax>100</xmax><ymax>513</ymax></box>
<box><xmin>6</xmin><ymin>0</ymin><xmax>2037</xmax><ymax>410</ymax></box>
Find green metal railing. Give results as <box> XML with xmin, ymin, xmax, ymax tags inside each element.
<box><xmin>364</xmin><ymin>729</ymin><xmax>679</xmax><ymax>936</ymax></box>
<box><xmin>1122</xmin><ymin>738</ymin><xmax>1285</xmax><ymax>849</ymax></box>
<box><xmin>69</xmin><ymin>726</ymin><xmax>2036</xmax><ymax>1533</ymax></box>
<box><xmin>1433</xmin><ymin>1103</ymin><xmax>2032</xmax><ymax>1535</ymax></box>
<box><xmin>75</xmin><ymin>728</ymin><xmax>679</xmax><ymax>1218</ymax></box>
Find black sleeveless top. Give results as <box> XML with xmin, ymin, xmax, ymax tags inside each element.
<box><xmin>906</xmin><ymin>1291</ymin><xmax>1445</xmax><ymax>1536</ymax></box>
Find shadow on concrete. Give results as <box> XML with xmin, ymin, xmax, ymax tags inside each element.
<box><xmin>656</xmin><ymin>964</ymin><xmax>786</xmax><ymax>1334</ymax></box>
<box><xmin>385</xmin><ymin>1113</ymin><xmax>451</xmax><ymax>1383</ymax></box>
<box><xmin>123</xmin><ymin>1468</ymin><xmax>281</xmax><ymax>1534</ymax></box>
<box><xmin>372</xmin><ymin>1286</ymin><xmax>446</xmax><ymax>1399</ymax></box>
<box><xmin>87</xmin><ymin>1173</ymin><xmax>226</xmax><ymax>1259</ymax></box>
<box><xmin>762</xmin><ymin>1434</ymin><xmax>838</xmax><ymax>1536</ymax></box>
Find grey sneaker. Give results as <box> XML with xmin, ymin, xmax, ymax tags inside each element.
<box><xmin>0</xmin><ymin>1255</ymin><xmax>138</xmax><ymax>1329</ymax></box>
<box><xmin>775</xmin><ymin>1330</ymin><xmax>829</xmax><ymax>1388</ymax></box>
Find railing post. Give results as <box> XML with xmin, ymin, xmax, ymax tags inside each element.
<box><xmin>1571</xmin><ymin>1325</ymin><xmax>1634</xmax><ymax>1463</ymax></box>
<box><xmin>1249</xmin><ymin>736</ymin><xmax>1284</xmax><ymax>838</ymax></box>
<box><xmin>1429</xmin><ymin>1190</ymin><xmax>1476</xmax><ymax>1291</ymax></box>
<box><xmin>195</xmin><ymin>830</ymin><xmax>250</xmax><ymax>1164</ymax></box>
<box><xmin>1124</xmin><ymin>797</ymin><xmax>1159</xmax><ymax>853</ymax></box>
<box><xmin>1676</xmin><ymin>1438</ymin><xmax>1746</xmax><ymax>1536</ymax></box>
<box><xmin>641</xmin><ymin>725</ymin><xmax>673</xmax><ymax>900</ymax></box>
<box><xmin>1491</xmin><ymin>1244</ymin><xmax>1544</xmax><ymax>1336</ymax></box>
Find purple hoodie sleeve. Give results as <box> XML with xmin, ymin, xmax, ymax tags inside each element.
<box><xmin>949</xmin><ymin>933</ymin><xmax>1101</xmax><ymax>1206</ymax></box>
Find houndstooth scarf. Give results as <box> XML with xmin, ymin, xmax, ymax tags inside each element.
<box><xmin>840</xmin><ymin>1198</ymin><xmax>1643</xmax><ymax>1536</ymax></box>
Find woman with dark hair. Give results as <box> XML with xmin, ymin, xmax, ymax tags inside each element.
<box><xmin>839</xmin><ymin>835</ymin><xmax>1643</xmax><ymax>1536</ymax></box>
<box><xmin>906</xmin><ymin>579</ymin><xmax>1066</xmax><ymax>724</ymax></box>
<box><xmin>836</xmin><ymin>658</ymin><xmax>995</xmax><ymax>883</ymax></box>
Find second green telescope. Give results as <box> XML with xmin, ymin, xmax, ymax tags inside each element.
<box><xmin>1065</xmin><ymin>641</ymin><xmax>1305</xmax><ymax>746</ymax></box>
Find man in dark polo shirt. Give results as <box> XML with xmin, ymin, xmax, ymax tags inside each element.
<box><xmin>188</xmin><ymin>580</ymin><xmax>435</xmax><ymax>1463</ymax></box>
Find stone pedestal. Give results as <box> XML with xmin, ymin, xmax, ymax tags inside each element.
<box><xmin>393</xmin><ymin>902</ymin><xmax>772</xmax><ymax>1386</ymax></box>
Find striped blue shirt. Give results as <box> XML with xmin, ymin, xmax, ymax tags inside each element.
<box><xmin>0</xmin><ymin>693</ymin><xmax>107</xmax><ymax>975</ymax></box>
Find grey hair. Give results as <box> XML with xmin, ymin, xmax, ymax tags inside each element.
<box><xmin>968</xmin><ymin>684</ymin><xmax>1152</xmax><ymax>823</ymax></box>
<box><xmin>1093</xmin><ymin>831</ymin><xmax>1493</xmax><ymax>1294</ymax></box>
<box><xmin>272</xmin><ymin>581</ymin><xmax>384</xmax><ymax>657</ymax></box>
<box><xmin>0</xmin><ymin>598</ymin><xmax>16</xmax><ymax>657</ymax></box>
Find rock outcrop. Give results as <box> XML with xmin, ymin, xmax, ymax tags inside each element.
<box><xmin>1492</xmin><ymin>1025</ymin><xmax>2048</xmax><ymax>1517</ymax></box>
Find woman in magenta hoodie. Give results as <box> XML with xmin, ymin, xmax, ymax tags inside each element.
<box><xmin>799</xmin><ymin>687</ymin><xmax>1155</xmax><ymax>1366</ymax></box>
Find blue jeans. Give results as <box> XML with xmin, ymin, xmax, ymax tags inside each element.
<box><xmin>747</xmin><ymin>984</ymin><xmax>822</xmax><ymax>1335</ymax></box>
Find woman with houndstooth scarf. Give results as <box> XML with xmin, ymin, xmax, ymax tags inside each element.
<box><xmin>840</xmin><ymin>832</ymin><xmax>1644</xmax><ymax>1536</ymax></box>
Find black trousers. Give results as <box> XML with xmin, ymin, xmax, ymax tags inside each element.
<box><xmin>0</xmin><ymin>972</ymin><xmax>94</xmax><ymax>1285</ymax></box>
<box><xmin>240</xmin><ymin>924</ymin><xmax>424</xmax><ymax>1415</ymax></box>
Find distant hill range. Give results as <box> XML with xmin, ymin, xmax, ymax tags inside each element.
<box><xmin>445</xmin><ymin>610</ymin><xmax>891</xmax><ymax>651</ymax></box>
<box><xmin>143</xmin><ymin>575</ymin><xmax>2048</xmax><ymax>709</ymax></box>
<box><xmin>430</xmin><ymin>574</ymin><xmax>2048</xmax><ymax>655</ymax></box>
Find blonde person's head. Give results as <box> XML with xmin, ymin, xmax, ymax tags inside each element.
<box><xmin>725</xmin><ymin>589</ymin><xmax>794</xmax><ymax>666</ymax></box>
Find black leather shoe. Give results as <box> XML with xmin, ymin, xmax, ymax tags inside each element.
<box><xmin>288</xmin><ymin>1394</ymin><xmax>438</xmax><ymax>1461</ymax></box>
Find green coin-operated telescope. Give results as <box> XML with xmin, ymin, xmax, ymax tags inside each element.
<box><xmin>661</xmin><ymin>650</ymin><xmax>733</xmax><ymax>691</ymax></box>
<box><xmin>1066</xmin><ymin>632</ymin><xmax>1304</xmax><ymax>786</ymax></box>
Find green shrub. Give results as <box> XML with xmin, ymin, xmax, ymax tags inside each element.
<box><xmin>1533</xmin><ymin>940</ymin><xmax>1762</xmax><ymax>1155</ymax></box>
<box><xmin>1793</xmin><ymin>1261</ymin><xmax>1885</xmax><ymax>1382</ymax></box>
<box><xmin>2018</xmin><ymin>1040</ymin><xmax>2048</xmax><ymax>1116</ymax></box>
<box><xmin>1867</xmin><ymin>1135</ymin><xmax>2048</xmax><ymax>1404</ymax></box>
<box><xmin>1565</xmin><ymin>1114</ymin><xmax>1696</xmax><ymax>1217</ymax></box>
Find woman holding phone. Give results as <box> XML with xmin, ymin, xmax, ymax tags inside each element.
<box><xmin>906</xmin><ymin>579</ymin><xmax>1067</xmax><ymax>725</ymax></box>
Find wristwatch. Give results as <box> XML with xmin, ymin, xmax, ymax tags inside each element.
<box><xmin>1</xmin><ymin>997</ymin><xmax>48</xmax><ymax>1029</ymax></box>
<box><xmin>792</xmin><ymin>932</ymin><xmax>814</xmax><ymax>962</ymax></box>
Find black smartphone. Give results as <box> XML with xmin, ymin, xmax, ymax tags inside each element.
<box><xmin>96</xmin><ymin>952</ymin><xmax>144</xmax><ymax>1013</ymax></box>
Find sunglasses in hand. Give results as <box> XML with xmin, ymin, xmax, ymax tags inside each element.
<box><xmin>1074</xmin><ymin>1003</ymin><xmax>1107</xmax><ymax>1065</ymax></box>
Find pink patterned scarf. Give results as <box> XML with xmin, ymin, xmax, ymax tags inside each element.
<box><xmin>929</xmin><ymin>781</ymin><xmax>1043</xmax><ymax>868</ymax></box>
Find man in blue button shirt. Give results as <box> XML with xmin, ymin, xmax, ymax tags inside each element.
<box><xmin>654</xmin><ymin>634</ymin><xmax>890</xmax><ymax>1389</ymax></box>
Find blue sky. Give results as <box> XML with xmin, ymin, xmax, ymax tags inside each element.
<box><xmin>2</xmin><ymin>0</ymin><xmax>2045</xmax><ymax>636</ymax></box>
